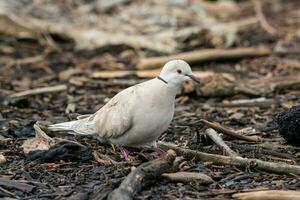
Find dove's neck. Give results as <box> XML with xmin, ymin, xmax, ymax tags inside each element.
<box><xmin>159</xmin><ymin>74</ymin><xmax>184</xmax><ymax>91</ymax></box>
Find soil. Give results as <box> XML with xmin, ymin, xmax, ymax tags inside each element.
<box><xmin>1</xmin><ymin>1</ymin><xmax>300</xmax><ymax>199</ymax></box>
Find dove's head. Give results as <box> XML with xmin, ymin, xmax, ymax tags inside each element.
<box><xmin>159</xmin><ymin>59</ymin><xmax>201</xmax><ymax>87</ymax></box>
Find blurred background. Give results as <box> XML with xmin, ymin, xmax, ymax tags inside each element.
<box><xmin>0</xmin><ymin>0</ymin><xmax>300</xmax><ymax>199</ymax></box>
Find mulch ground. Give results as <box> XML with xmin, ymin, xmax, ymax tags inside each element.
<box><xmin>1</xmin><ymin>1</ymin><xmax>300</xmax><ymax>199</ymax></box>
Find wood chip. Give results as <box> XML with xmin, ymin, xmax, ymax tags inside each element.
<box><xmin>0</xmin><ymin>178</ymin><xmax>35</xmax><ymax>193</ymax></box>
<box><xmin>162</xmin><ymin>172</ymin><xmax>213</xmax><ymax>184</ymax></box>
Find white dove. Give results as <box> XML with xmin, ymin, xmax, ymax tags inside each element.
<box><xmin>48</xmin><ymin>59</ymin><xmax>200</xmax><ymax>160</ymax></box>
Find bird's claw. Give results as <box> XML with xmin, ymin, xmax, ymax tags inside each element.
<box><xmin>119</xmin><ymin>145</ymin><xmax>134</xmax><ymax>161</ymax></box>
<box><xmin>154</xmin><ymin>147</ymin><xmax>167</xmax><ymax>157</ymax></box>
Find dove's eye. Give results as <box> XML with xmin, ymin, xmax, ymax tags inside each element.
<box><xmin>177</xmin><ymin>69</ymin><xmax>182</xmax><ymax>74</ymax></box>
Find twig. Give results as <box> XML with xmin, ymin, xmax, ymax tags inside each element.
<box><xmin>205</xmin><ymin>128</ymin><xmax>238</xmax><ymax>157</ymax></box>
<box><xmin>252</xmin><ymin>0</ymin><xmax>276</xmax><ymax>35</ymax></box>
<box><xmin>158</xmin><ymin>142</ymin><xmax>300</xmax><ymax>176</ymax></box>
<box><xmin>0</xmin><ymin>186</ymin><xmax>19</xmax><ymax>198</ymax></box>
<box><xmin>6</xmin><ymin>55</ymin><xmax>44</xmax><ymax>67</ymax></box>
<box><xmin>137</xmin><ymin>46</ymin><xmax>271</xmax><ymax>70</ymax></box>
<box><xmin>221</xmin><ymin>97</ymin><xmax>280</xmax><ymax>108</ymax></box>
<box><xmin>107</xmin><ymin>150</ymin><xmax>177</xmax><ymax>200</ymax></box>
<box><xmin>10</xmin><ymin>84</ymin><xmax>67</xmax><ymax>98</ymax></box>
<box><xmin>233</xmin><ymin>190</ymin><xmax>300</xmax><ymax>200</ymax></box>
<box><xmin>229</xmin><ymin>143</ymin><xmax>299</xmax><ymax>161</ymax></box>
<box><xmin>200</xmin><ymin>119</ymin><xmax>261</xmax><ymax>142</ymax></box>
<box><xmin>189</xmin><ymin>187</ymin><xmax>269</xmax><ymax>197</ymax></box>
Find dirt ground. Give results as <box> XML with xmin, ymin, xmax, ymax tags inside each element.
<box><xmin>0</xmin><ymin>0</ymin><xmax>300</xmax><ymax>199</ymax></box>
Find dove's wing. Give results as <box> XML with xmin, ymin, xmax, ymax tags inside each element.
<box><xmin>89</xmin><ymin>86</ymin><xmax>137</xmax><ymax>139</ymax></box>
<box><xmin>48</xmin><ymin>85</ymin><xmax>137</xmax><ymax>137</ymax></box>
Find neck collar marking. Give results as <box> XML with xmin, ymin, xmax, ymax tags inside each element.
<box><xmin>157</xmin><ymin>76</ymin><xmax>168</xmax><ymax>84</ymax></box>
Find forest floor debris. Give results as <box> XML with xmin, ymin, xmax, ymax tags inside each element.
<box><xmin>0</xmin><ymin>0</ymin><xmax>299</xmax><ymax>199</ymax></box>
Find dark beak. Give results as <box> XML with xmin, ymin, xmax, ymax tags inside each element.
<box><xmin>185</xmin><ymin>74</ymin><xmax>201</xmax><ymax>84</ymax></box>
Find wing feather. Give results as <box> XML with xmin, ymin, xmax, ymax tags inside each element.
<box><xmin>91</xmin><ymin>86</ymin><xmax>136</xmax><ymax>139</ymax></box>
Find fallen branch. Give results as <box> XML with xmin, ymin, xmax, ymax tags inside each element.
<box><xmin>158</xmin><ymin>142</ymin><xmax>300</xmax><ymax>176</ymax></box>
<box><xmin>107</xmin><ymin>150</ymin><xmax>177</xmax><ymax>200</ymax></box>
<box><xmin>205</xmin><ymin>128</ymin><xmax>238</xmax><ymax>157</ymax></box>
<box><xmin>232</xmin><ymin>190</ymin><xmax>300</xmax><ymax>200</ymax></box>
<box><xmin>137</xmin><ymin>46</ymin><xmax>271</xmax><ymax>70</ymax></box>
<box><xmin>229</xmin><ymin>143</ymin><xmax>298</xmax><ymax>161</ymax></box>
<box><xmin>200</xmin><ymin>119</ymin><xmax>261</xmax><ymax>142</ymax></box>
<box><xmin>92</xmin><ymin>70</ymin><xmax>233</xmax><ymax>80</ymax></box>
<box><xmin>10</xmin><ymin>84</ymin><xmax>67</xmax><ymax>98</ymax></box>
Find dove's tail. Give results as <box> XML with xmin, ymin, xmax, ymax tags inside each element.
<box><xmin>47</xmin><ymin>119</ymin><xmax>96</xmax><ymax>136</ymax></box>
<box><xmin>48</xmin><ymin>121</ymin><xmax>79</xmax><ymax>131</ymax></box>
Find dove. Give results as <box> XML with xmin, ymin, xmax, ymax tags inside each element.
<box><xmin>48</xmin><ymin>59</ymin><xmax>200</xmax><ymax>160</ymax></box>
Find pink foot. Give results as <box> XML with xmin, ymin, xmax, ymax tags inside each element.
<box><xmin>154</xmin><ymin>147</ymin><xmax>167</xmax><ymax>157</ymax></box>
<box><xmin>119</xmin><ymin>145</ymin><xmax>134</xmax><ymax>161</ymax></box>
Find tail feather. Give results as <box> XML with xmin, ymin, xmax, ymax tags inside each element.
<box><xmin>48</xmin><ymin>119</ymin><xmax>96</xmax><ymax>136</ymax></box>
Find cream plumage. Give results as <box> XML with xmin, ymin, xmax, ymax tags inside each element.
<box><xmin>48</xmin><ymin>59</ymin><xmax>200</xmax><ymax>158</ymax></box>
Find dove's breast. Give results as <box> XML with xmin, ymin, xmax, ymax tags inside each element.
<box><xmin>110</xmin><ymin>79</ymin><xmax>176</xmax><ymax>147</ymax></box>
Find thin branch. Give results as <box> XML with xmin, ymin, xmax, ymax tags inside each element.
<box><xmin>10</xmin><ymin>84</ymin><xmax>67</xmax><ymax>98</ymax></box>
<box><xmin>200</xmin><ymin>119</ymin><xmax>261</xmax><ymax>142</ymax></box>
<box><xmin>229</xmin><ymin>143</ymin><xmax>298</xmax><ymax>161</ymax></box>
<box><xmin>137</xmin><ymin>46</ymin><xmax>271</xmax><ymax>70</ymax></box>
<box><xmin>205</xmin><ymin>128</ymin><xmax>238</xmax><ymax>157</ymax></box>
<box><xmin>221</xmin><ymin>97</ymin><xmax>279</xmax><ymax>108</ymax></box>
<box><xmin>158</xmin><ymin>142</ymin><xmax>300</xmax><ymax>176</ymax></box>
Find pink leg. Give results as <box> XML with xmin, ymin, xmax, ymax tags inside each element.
<box><xmin>154</xmin><ymin>147</ymin><xmax>167</xmax><ymax>157</ymax></box>
<box><xmin>118</xmin><ymin>145</ymin><xmax>133</xmax><ymax>161</ymax></box>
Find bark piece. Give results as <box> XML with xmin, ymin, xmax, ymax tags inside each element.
<box><xmin>0</xmin><ymin>178</ymin><xmax>35</xmax><ymax>193</ymax></box>
<box><xmin>107</xmin><ymin>150</ymin><xmax>177</xmax><ymax>200</ymax></box>
<box><xmin>162</xmin><ymin>172</ymin><xmax>213</xmax><ymax>184</ymax></box>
